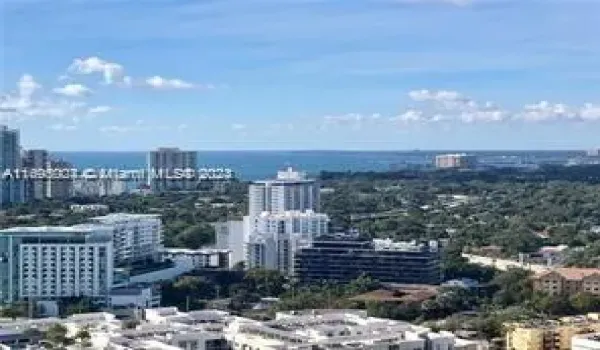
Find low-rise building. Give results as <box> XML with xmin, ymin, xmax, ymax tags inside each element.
<box><xmin>109</xmin><ymin>284</ymin><xmax>161</xmax><ymax>310</ymax></box>
<box><xmin>435</xmin><ymin>153</ymin><xmax>478</xmax><ymax>169</ymax></box>
<box><xmin>160</xmin><ymin>248</ymin><xmax>230</xmax><ymax>269</ymax></box>
<box><xmin>225</xmin><ymin>309</ymin><xmax>482</xmax><ymax>350</ymax></box>
<box><xmin>533</xmin><ymin>268</ymin><xmax>600</xmax><ymax>297</ymax></box>
<box><xmin>69</xmin><ymin>204</ymin><xmax>110</xmax><ymax>213</ymax></box>
<box><xmin>573</xmin><ymin>333</ymin><xmax>600</xmax><ymax>350</ymax></box>
<box><xmin>295</xmin><ymin>236</ymin><xmax>442</xmax><ymax>285</ymax></box>
<box><xmin>505</xmin><ymin>313</ymin><xmax>600</xmax><ymax>350</ymax></box>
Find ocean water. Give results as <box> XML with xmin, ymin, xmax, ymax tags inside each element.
<box><xmin>52</xmin><ymin>151</ymin><xmax>580</xmax><ymax>181</ymax></box>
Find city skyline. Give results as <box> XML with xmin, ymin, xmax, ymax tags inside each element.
<box><xmin>2</xmin><ymin>0</ymin><xmax>600</xmax><ymax>151</ymax></box>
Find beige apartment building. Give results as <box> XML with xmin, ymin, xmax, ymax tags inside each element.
<box><xmin>505</xmin><ymin>313</ymin><xmax>600</xmax><ymax>350</ymax></box>
<box><xmin>533</xmin><ymin>268</ymin><xmax>600</xmax><ymax>297</ymax></box>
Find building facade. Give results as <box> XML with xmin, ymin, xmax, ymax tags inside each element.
<box><xmin>22</xmin><ymin>149</ymin><xmax>49</xmax><ymax>201</ymax></box>
<box><xmin>572</xmin><ymin>333</ymin><xmax>600</xmax><ymax>350</ymax></box>
<box><xmin>159</xmin><ymin>248</ymin><xmax>231</xmax><ymax>269</ymax></box>
<box><xmin>225</xmin><ymin>309</ymin><xmax>479</xmax><ymax>350</ymax></box>
<box><xmin>0</xmin><ymin>225</ymin><xmax>114</xmax><ymax>304</ymax></box>
<box><xmin>0</xmin><ymin>125</ymin><xmax>25</xmax><ymax>207</ymax></box>
<box><xmin>533</xmin><ymin>268</ymin><xmax>600</xmax><ymax>297</ymax></box>
<box><xmin>294</xmin><ymin>237</ymin><xmax>442</xmax><ymax>285</ymax></box>
<box><xmin>213</xmin><ymin>220</ymin><xmax>244</xmax><ymax>267</ymax></box>
<box><xmin>244</xmin><ymin>210</ymin><xmax>329</xmax><ymax>275</ymax></box>
<box><xmin>46</xmin><ymin>159</ymin><xmax>74</xmax><ymax>199</ymax></box>
<box><xmin>248</xmin><ymin>167</ymin><xmax>320</xmax><ymax>218</ymax></box>
<box><xmin>434</xmin><ymin>153</ymin><xmax>478</xmax><ymax>169</ymax></box>
<box><xmin>90</xmin><ymin>213</ymin><xmax>163</xmax><ymax>265</ymax></box>
<box><xmin>505</xmin><ymin>314</ymin><xmax>600</xmax><ymax>350</ymax></box>
<box><xmin>147</xmin><ymin>147</ymin><xmax>198</xmax><ymax>192</ymax></box>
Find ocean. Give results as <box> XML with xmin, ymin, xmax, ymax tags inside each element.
<box><xmin>52</xmin><ymin>150</ymin><xmax>581</xmax><ymax>181</ymax></box>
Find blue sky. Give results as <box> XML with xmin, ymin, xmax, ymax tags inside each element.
<box><xmin>1</xmin><ymin>0</ymin><xmax>599</xmax><ymax>151</ymax></box>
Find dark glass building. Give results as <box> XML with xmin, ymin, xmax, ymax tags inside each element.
<box><xmin>294</xmin><ymin>236</ymin><xmax>442</xmax><ymax>285</ymax></box>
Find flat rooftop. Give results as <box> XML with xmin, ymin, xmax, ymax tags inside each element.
<box><xmin>0</xmin><ymin>224</ymin><xmax>110</xmax><ymax>235</ymax></box>
<box><xmin>91</xmin><ymin>213</ymin><xmax>161</xmax><ymax>222</ymax></box>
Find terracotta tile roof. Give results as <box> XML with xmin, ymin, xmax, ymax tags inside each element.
<box><xmin>536</xmin><ymin>268</ymin><xmax>600</xmax><ymax>281</ymax></box>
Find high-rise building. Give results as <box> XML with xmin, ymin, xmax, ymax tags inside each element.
<box><xmin>22</xmin><ymin>149</ymin><xmax>49</xmax><ymax>201</ymax></box>
<box><xmin>244</xmin><ymin>210</ymin><xmax>329</xmax><ymax>274</ymax></box>
<box><xmin>0</xmin><ymin>224</ymin><xmax>114</xmax><ymax>304</ymax></box>
<box><xmin>72</xmin><ymin>178</ymin><xmax>127</xmax><ymax>197</ymax></box>
<box><xmin>434</xmin><ymin>153</ymin><xmax>478</xmax><ymax>169</ymax></box>
<box><xmin>89</xmin><ymin>213</ymin><xmax>163</xmax><ymax>265</ymax></box>
<box><xmin>46</xmin><ymin>159</ymin><xmax>74</xmax><ymax>199</ymax></box>
<box><xmin>294</xmin><ymin>236</ymin><xmax>442</xmax><ymax>285</ymax></box>
<box><xmin>248</xmin><ymin>167</ymin><xmax>320</xmax><ymax>218</ymax></box>
<box><xmin>147</xmin><ymin>147</ymin><xmax>198</xmax><ymax>192</ymax></box>
<box><xmin>0</xmin><ymin>125</ymin><xmax>25</xmax><ymax>206</ymax></box>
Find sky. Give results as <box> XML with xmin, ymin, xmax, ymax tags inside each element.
<box><xmin>1</xmin><ymin>0</ymin><xmax>599</xmax><ymax>151</ymax></box>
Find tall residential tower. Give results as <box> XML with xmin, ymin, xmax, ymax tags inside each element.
<box><xmin>248</xmin><ymin>167</ymin><xmax>320</xmax><ymax>217</ymax></box>
<box><xmin>147</xmin><ymin>147</ymin><xmax>198</xmax><ymax>192</ymax></box>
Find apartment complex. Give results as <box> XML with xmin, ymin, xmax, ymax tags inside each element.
<box><xmin>225</xmin><ymin>309</ymin><xmax>482</xmax><ymax>350</ymax></box>
<box><xmin>90</xmin><ymin>213</ymin><xmax>163</xmax><ymax>265</ymax></box>
<box><xmin>244</xmin><ymin>210</ymin><xmax>329</xmax><ymax>274</ymax></box>
<box><xmin>0</xmin><ymin>125</ymin><xmax>25</xmax><ymax>207</ymax></box>
<box><xmin>434</xmin><ymin>153</ymin><xmax>478</xmax><ymax>169</ymax></box>
<box><xmin>248</xmin><ymin>167</ymin><xmax>320</xmax><ymax>217</ymax></box>
<box><xmin>0</xmin><ymin>307</ymin><xmax>486</xmax><ymax>349</ymax></box>
<box><xmin>0</xmin><ymin>225</ymin><xmax>114</xmax><ymax>304</ymax></box>
<box><xmin>147</xmin><ymin>147</ymin><xmax>198</xmax><ymax>191</ymax></box>
<box><xmin>505</xmin><ymin>313</ymin><xmax>600</xmax><ymax>350</ymax></box>
<box><xmin>294</xmin><ymin>236</ymin><xmax>442</xmax><ymax>285</ymax></box>
<box><xmin>532</xmin><ymin>268</ymin><xmax>600</xmax><ymax>297</ymax></box>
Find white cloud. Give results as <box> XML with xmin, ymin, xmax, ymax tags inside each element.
<box><xmin>53</xmin><ymin>84</ymin><xmax>91</xmax><ymax>97</ymax></box>
<box><xmin>145</xmin><ymin>76</ymin><xmax>195</xmax><ymax>89</ymax></box>
<box><xmin>408</xmin><ymin>89</ymin><xmax>463</xmax><ymax>103</ymax></box>
<box><xmin>231</xmin><ymin>123</ymin><xmax>246</xmax><ymax>130</ymax></box>
<box><xmin>68</xmin><ymin>56</ymin><xmax>124</xmax><ymax>84</ymax></box>
<box><xmin>88</xmin><ymin>105</ymin><xmax>112</xmax><ymax>114</ymax></box>
<box><xmin>18</xmin><ymin>74</ymin><xmax>41</xmax><ymax>99</ymax></box>
<box><xmin>580</xmin><ymin>104</ymin><xmax>600</xmax><ymax>121</ymax></box>
<box><xmin>515</xmin><ymin>101</ymin><xmax>600</xmax><ymax>122</ymax></box>
<box><xmin>408</xmin><ymin>89</ymin><xmax>508</xmax><ymax>123</ymax></box>
<box><xmin>391</xmin><ymin>109</ymin><xmax>424</xmax><ymax>123</ymax></box>
<box><xmin>100</xmin><ymin>125</ymin><xmax>131</xmax><ymax>133</ymax></box>
<box><xmin>49</xmin><ymin>123</ymin><xmax>77</xmax><ymax>131</ymax></box>
<box><xmin>517</xmin><ymin>101</ymin><xmax>574</xmax><ymax>122</ymax></box>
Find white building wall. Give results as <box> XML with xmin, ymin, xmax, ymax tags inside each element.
<box><xmin>18</xmin><ymin>242</ymin><xmax>113</xmax><ymax>299</ymax></box>
<box><xmin>91</xmin><ymin>214</ymin><xmax>163</xmax><ymax>264</ymax></box>
<box><xmin>244</xmin><ymin>210</ymin><xmax>328</xmax><ymax>274</ymax></box>
<box><xmin>213</xmin><ymin>220</ymin><xmax>244</xmax><ymax>267</ymax></box>
<box><xmin>573</xmin><ymin>334</ymin><xmax>600</xmax><ymax>350</ymax></box>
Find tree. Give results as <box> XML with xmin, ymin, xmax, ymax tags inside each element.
<box><xmin>491</xmin><ymin>268</ymin><xmax>534</xmax><ymax>307</ymax></box>
<box><xmin>570</xmin><ymin>292</ymin><xmax>600</xmax><ymax>313</ymax></box>
<box><xmin>44</xmin><ymin>324</ymin><xmax>73</xmax><ymax>349</ymax></box>
<box><xmin>74</xmin><ymin>328</ymin><xmax>92</xmax><ymax>348</ymax></box>
<box><xmin>172</xmin><ymin>224</ymin><xmax>215</xmax><ymax>249</ymax></box>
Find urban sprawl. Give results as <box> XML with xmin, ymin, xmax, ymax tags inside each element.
<box><xmin>0</xmin><ymin>125</ymin><xmax>599</xmax><ymax>350</ymax></box>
